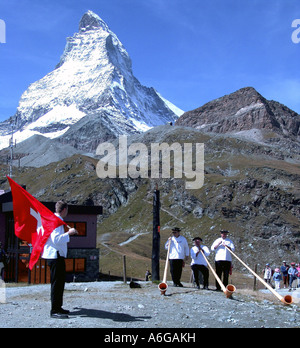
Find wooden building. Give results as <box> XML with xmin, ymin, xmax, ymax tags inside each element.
<box><xmin>0</xmin><ymin>190</ymin><xmax>102</xmax><ymax>283</ymax></box>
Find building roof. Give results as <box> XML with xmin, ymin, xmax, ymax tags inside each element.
<box><xmin>0</xmin><ymin>190</ymin><xmax>102</xmax><ymax>215</ymax></box>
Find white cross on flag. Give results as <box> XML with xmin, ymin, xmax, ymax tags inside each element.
<box><xmin>7</xmin><ymin>176</ymin><xmax>67</xmax><ymax>270</ymax></box>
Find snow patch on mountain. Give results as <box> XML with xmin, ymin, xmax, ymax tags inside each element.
<box><xmin>29</xmin><ymin>105</ymin><xmax>86</xmax><ymax>131</ymax></box>
<box><xmin>0</xmin><ymin>105</ymin><xmax>87</xmax><ymax>150</ymax></box>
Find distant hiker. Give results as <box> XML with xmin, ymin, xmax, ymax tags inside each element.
<box><xmin>296</xmin><ymin>264</ymin><xmax>300</xmax><ymax>288</ymax></box>
<box><xmin>263</xmin><ymin>263</ymin><xmax>273</xmax><ymax>287</ymax></box>
<box><xmin>42</xmin><ymin>201</ymin><xmax>78</xmax><ymax>319</ymax></box>
<box><xmin>211</xmin><ymin>230</ymin><xmax>235</xmax><ymax>291</ymax></box>
<box><xmin>145</xmin><ymin>269</ymin><xmax>151</xmax><ymax>281</ymax></box>
<box><xmin>190</xmin><ymin>237</ymin><xmax>210</xmax><ymax>290</ymax></box>
<box><xmin>280</xmin><ymin>261</ymin><xmax>289</xmax><ymax>289</ymax></box>
<box><xmin>165</xmin><ymin>227</ymin><xmax>189</xmax><ymax>287</ymax></box>
<box><xmin>288</xmin><ymin>262</ymin><xmax>298</xmax><ymax>291</ymax></box>
<box><xmin>273</xmin><ymin>268</ymin><xmax>282</xmax><ymax>290</ymax></box>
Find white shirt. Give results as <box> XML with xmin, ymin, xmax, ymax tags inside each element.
<box><xmin>190</xmin><ymin>245</ymin><xmax>210</xmax><ymax>266</ymax></box>
<box><xmin>165</xmin><ymin>235</ymin><xmax>189</xmax><ymax>260</ymax></box>
<box><xmin>211</xmin><ymin>237</ymin><xmax>235</xmax><ymax>262</ymax></box>
<box><xmin>42</xmin><ymin>214</ymin><xmax>70</xmax><ymax>259</ymax></box>
<box><xmin>264</xmin><ymin>267</ymin><xmax>272</xmax><ymax>280</ymax></box>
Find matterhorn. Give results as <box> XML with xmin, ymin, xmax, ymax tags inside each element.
<box><xmin>0</xmin><ymin>11</ymin><xmax>182</xmax><ymax>151</ymax></box>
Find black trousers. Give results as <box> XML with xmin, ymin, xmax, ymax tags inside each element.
<box><xmin>47</xmin><ymin>257</ymin><xmax>66</xmax><ymax>314</ymax></box>
<box><xmin>191</xmin><ymin>264</ymin><xmax>209</xmax><ymax>288</ymax></box>
<box><xmin>215</xmin><ymin>261</ymin><xmax>231</xmax><ymax>290</ymax></box>
<box><xmin>170</xmin><ymin>259</ymin><xmax>184</xmax><ymax>285</ymax></box>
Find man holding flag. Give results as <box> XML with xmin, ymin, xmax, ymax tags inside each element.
<box><xmin>42</xmin><ymin>200</ymin><xmax>78</xmax><ymax>319</ymax></box>
<box><xmin>7</xmin><ymin>177</ymin><xmax>77</xmax><ymax>319</ymax></box>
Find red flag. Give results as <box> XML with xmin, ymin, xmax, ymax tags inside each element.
<box><xmin>7</xmin><ymin>176</ymin><xmax>67</xmax><ymax>270</ymax></box>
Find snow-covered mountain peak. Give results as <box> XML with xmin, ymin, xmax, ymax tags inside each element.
<box><xmin>79</xmin><ymin>10</ymin><xmax>110</xmax><ymax>33</ymax></box>
<box><xmin>0</xmin><ymin>11</ymin><xmax>183</xmax><ymax>151</ymax></box>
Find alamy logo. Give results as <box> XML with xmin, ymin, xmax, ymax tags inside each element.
<box><xmin>292</xmin><ymin>19</ymin><xmax>300</xmax><ymax>44</ymax></box>
<box><xmin>0</xmin><ymin>19</ymin><xmax>6</xmax><ymax>43</ymax></box>
<box><xmin>96</xmin><ymin>136</ymin><xmax>204</xmax><ymax>190</ymax></box>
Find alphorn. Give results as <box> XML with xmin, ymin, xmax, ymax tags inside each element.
<box><xmin>158</xmin><ymin>238</ymin><xmax>171</xmax><ymax>295</ymax></box>
<box><xmin>225</xmin><ymin>246</ymin><xmax>293</xmax><ymax>305</ymax></box>
<box><xmin>200</xmin><ymin>250</ymin><xmax>236</xmax><ymax>298</ymax></box>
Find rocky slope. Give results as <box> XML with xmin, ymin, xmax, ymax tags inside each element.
<box><xmin>176</xmin><ymin>87</ymin><xmax>300</xmax><ymax>162</ymax></box>
<box><xmin>1</xmin><ymin>85</ymin><xmax>299</xmax><ymax>276</ymax></box>
<box><xmin>176</xmin><ymin>87</ymin><xmax>300</xmax><ymax>139</ymax></box>
<box><xmin>1</xmin><ymin>124</ymin><xmax>299</xmax><ymax>274</ymax></box>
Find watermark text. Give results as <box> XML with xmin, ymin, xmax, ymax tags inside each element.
<box><xmin>0</xmin><ymin>19</ymin><xmax>6</xmax><ymax>44</ymax></box>
<box><xmin>292</xmin><ymin>19</ymin><xmax>300</xmax><ymax>44</ymax></box>
<box><xmin>96</xmin><ymin>136</ymin><xmax>204</xmax><ymax>190</ymax></box>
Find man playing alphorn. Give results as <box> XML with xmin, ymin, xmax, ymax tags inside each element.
<box><xmin>211</xmin><ymin>230</ymin><xmax>235</xmax><ymax>291</ymax></box>
<box><xmin>165</xmin><ymin>227</ymin><xmax>189</xmax><ymax>287</ymax></box>
<box><xmin>190</xmin><ymin>237</ymin><xmax>210</xmax><ymax>290</ymax></box>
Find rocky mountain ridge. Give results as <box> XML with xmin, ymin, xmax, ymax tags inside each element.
<box><xmin>176</xmin><ymin>87</ymin><xmax>300</xmax><ymax>143</ymax></box>
<box><xmin>1</xmin><ymin>123</ymin><xmax>299</xmax><ymax>270</ymax></box>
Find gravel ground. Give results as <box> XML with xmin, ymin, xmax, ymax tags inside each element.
<box><xmin>0</xmin><ymin>281</ymin><xmax>299</xmax><ymax>329</ymax></box>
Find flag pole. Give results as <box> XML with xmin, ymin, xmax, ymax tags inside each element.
<box><xmin>152</xmin><ymin>185</ymin><xmax>160</xmax><ymax>281</ymax></box>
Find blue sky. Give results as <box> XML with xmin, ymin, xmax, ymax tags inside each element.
<box><xmin>0</xmin><ymin>0</ymin><xmax>299</xmax><ymax>122</ymax></box>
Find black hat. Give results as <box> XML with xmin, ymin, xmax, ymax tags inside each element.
<box><xmin>193</xmin><ymin>237</ymin><xmax>202</xmax><ymax>242</ymax></box>
<box><xmin>172</xmin><ymin>227</ymin><xmax>181</xmax><ymax>232</ymax></box>
<box><xmin>220</xmin><ymin>230</ymin><xmax>229</xmax><ymax>234</ymax></box>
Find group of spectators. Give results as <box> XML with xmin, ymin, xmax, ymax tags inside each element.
<box><xmin>263</xmin><ymin>261</ymin><xmax>300</xmax><ymax>291</ymax></box>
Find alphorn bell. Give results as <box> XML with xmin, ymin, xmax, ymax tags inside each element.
<box><xmin>200</xmin><ymin>249</ymin><xmax>236</xmax><ymax>298</ymax></box>
<box><xmin>158</xmin><ymin>238</ymin><xmax>171</xmax><ymax>295</ymax></box>
<box><xmin>225</xmin><ymin>246</ymin><xmax>293</xmax><ymax>305</ymax></box>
